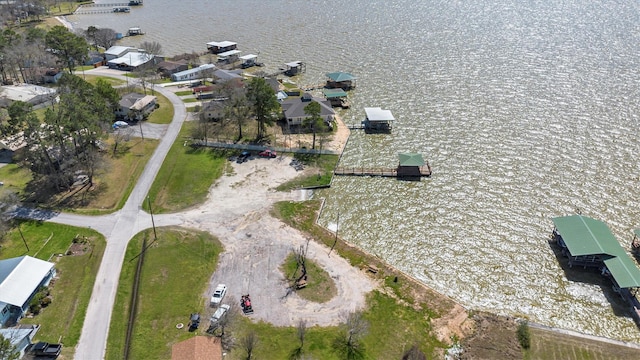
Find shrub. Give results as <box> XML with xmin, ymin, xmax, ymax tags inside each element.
<box><xmin>517</xmin><ymin>320</ymin><xmax>531</xmax><ymax>349</ymax></box>
<box><xmin>41</xmin><ymin>297</ymin><xmax>52</xmax><ymax>307</ymax></box>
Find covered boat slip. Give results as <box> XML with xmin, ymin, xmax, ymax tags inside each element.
<box><xmin>551</xmin><ymin>215</ymin><xmax>640</xmax><ymax>324</ymax></box>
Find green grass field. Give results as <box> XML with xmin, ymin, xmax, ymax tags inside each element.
<box><xmin>105</xmin><ymin>227</ymin><xmax>222</xmax><ymax>360</ymax></box>
<box><xmin>146</xmin><ymin>122</ymin><xmax>229</xmax><ymax>213</ymax></box>
<box><xmin>280</xmin><ymin>253</ymin><xmax>337</xmax><ymax>303</ymax></box>
<box><xmin>0</xmin><ymin>222</ymin><xmax>105</xmax><ymax>359</ymax></box>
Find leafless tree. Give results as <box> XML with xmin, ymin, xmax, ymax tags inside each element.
<box><xmin>0</xmin><ymin>191</ymin><xmax>20</xmax><ymax>239</ymax></box>
<box><xmin>297</xmin><ymin>319</ymin><xmax>307</xmax><ymax>348</ymax></box>
<box><xmin>112</xmin><ymin>126</ymin><xmax>133</xmax><ymax>157</ymax></box>
<box><xmin>241</xmin><ymin>331</ymin><xmax>258</xmax><ymax>360</ymax></box>
<box><xmin>333</xmin><ymin>310</ymin><xmax>368</xmax><ymax>360</ymax></box>
<box><xmin>93</xmin><ymin>28</ymin><xmax>117</xmax><ymax>51</ymax></box>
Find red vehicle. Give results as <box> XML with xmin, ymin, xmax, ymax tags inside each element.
<box><xmin>258</xmin><ymin>149</ymin><xmax>277</xmax><ymax>158</ymax></box>
<box><xmin>241</xmin><ymin>294</ymin><xmax>254</xmax><ymax>314</ymax></box>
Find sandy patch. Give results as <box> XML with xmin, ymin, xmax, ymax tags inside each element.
<box><xmin>178</xmin><ymin>153</ymin><xmax>375</xmax><ymax>326</ymax></box>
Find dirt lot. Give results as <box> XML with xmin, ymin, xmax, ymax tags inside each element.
<box><xmin>174</xmin><ymin>118</ymin><xmax>378</xmax><ymax>327</ymax></box>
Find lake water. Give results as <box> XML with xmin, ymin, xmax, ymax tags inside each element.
<box><xmin>69</xmin><ymin>0</ymin><xmax>640</xmax><ymax>342</ymax></box>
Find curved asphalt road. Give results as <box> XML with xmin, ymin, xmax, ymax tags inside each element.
<box><xmin>48</xmin><ymin>68</ymin><xmax>187</xmax><ymax>359</ymax></box>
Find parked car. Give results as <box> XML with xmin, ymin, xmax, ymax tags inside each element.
<box><xmin>258</xmin><ymin>149</ymin><xmax>277</xmax><ymax>158</ymax></box>
<box><xmin>32</xmin><ymin>342</ymin><xmax>62</xmax><ymax>358</ymax></box>
<box><xmin>189</xmin><ymin>313</ymin><xmax>201</xmax><ymax>331</ymax></box>
<box><xmin>236</xmin><ymin>151</ymin><xmax>251</xmax><ymax>163</ymax></box>
<box><xmin>210</xmin><ymin>284</ymin><xmax>227</xmax><ymax>306</ymax></box>
<box><xmin>210</xmin><ymin>304</ymin><xmax>231</xmax><ymax>324</ymax></box>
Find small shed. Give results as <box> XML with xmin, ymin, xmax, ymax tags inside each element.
<box><xmin>363</xmin><ymin>107</ymin><xmax>394</xmax><ymax>132</ymax></box>
<box><xmin>326</xmin><ymin>72</ymin><xmax>357</xmax><ymax>90</ymax></box>
<box><xmin>397</xmin><ymin>153</ymin><xmax>426</xmax><ymax>178</ymax></box>
<box><xmin>206</xmin><ymin>40</ymin><xmax>237</xmax><ymax>54</ymax></box>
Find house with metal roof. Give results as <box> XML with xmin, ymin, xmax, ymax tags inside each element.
<box><xmin>171</xmin><ymin>64</ymin><xmax>216</xmax><ymax>82</ymax></box>
<box><xmin>326</xmin><ymin>72</ymin><xmax>357</xmax><ymax>90</ymax></box>
<box><xmin>107</xmin><ymin>51</ymin><xmax>158</xmax><ymax>71</ymax></box>
<box><xmin>0</xmin><ymin>256</ymin><xmax>56</xmax><ymax>327</ymax></box>
<box><xmin>206</xmin><ymin>40</ymin><xmax>237</xmax><ymax>54</ymax></box>
<box><xmin>363</xmin><ymin>107</ymin><xmax>395</xmax><ymax>132</ymax></box>
<box><xmin>104</xmin><ymin>46</ymin><xmax>136</xmax><ymax>61</ymax></box>
<box><xmin>551</xmin><ymin>215</ymin><xmax>640</xmax><ymax>324</ymax></box>
<box><xmin>280</xmin><ymin>93</ymin><xmax>335</xmax><ymax>128</ymax></box>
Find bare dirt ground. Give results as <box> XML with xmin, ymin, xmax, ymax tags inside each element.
<box><xmin>174</xmin><ymin>119</ymin><xmax>380</xmax><ymax>327</ymax></box>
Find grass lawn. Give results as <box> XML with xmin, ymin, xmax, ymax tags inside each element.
<box><xmin>0</xmin><ymin>222</ymin><xmax>105</xmax><ymax>359</ymax></box>
<box><xmin>280</xmin><ymin>253</ymin><xmax>336</xmax><ymax>303</ymax></box>
<box><xmin>146</xmin><ymin>90</ymin><xmax>174</xmax><ymax>124</ymax></box>
<box><xmin>524</xmin><ymin>327</ymin><xmax>640</xmax><ymax>360</ymax></box>
<box><xmin>0</xmin><ymin>163</ymin><xmax>32</xmax><ymax>198</ymax></box>
<box><xmin>146</xmin><ymin>122</ymin><xmax>229</xmax><ymax>213</ymax></box>
<box><xmin>83</xmin><ymin>74</ymin><xmax>127</xmax><ymax>87</ymax></box>
<box><xmin>276</xmin><ymin>154</ymin><xmax>339</xmax><ymax>190</ymax></box>
<box><xmin>175</xmin><ymin>90</ymin><xmax>193</xmax><ymax>96</ymax></box>
<box><xmin>182</xmin><ymin>98</ymin><xmax>199</xmax><ymax>103</ymax></box>
<box><xmin>106</xmin><ymin>227</ymin><xmax>222</xmax><ymax>360</ymax></box>
<box><xmin>47</xmin><ymin>137</ymin><xmax>159</xmax><ymax>214</ymax></box>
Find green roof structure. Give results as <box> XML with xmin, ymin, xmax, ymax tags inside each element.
<box><xmin>552</xmin><ymin>215</ymin><xmax>621</xmax><ymax>257</ymax></box>
<box><xmin>322</xmin><ymin>88</ymin><xmax>348</xmax><ymax>98</ymax></box>
<box><xmin>326</xmin><ymin>72</ymin><xmax>356</xmax><ymax>82</ymax></box>
<box><xmin>603</xmin><ymin>256</ymin><xmax>640</xmax><ymax>288</ymax></box>
<box><xmin>398</xmin><ymin>153</ymin><xmax>425</xmax><ymax>167</ymax></box>
<box><xmin>552</xmin><ymin>215</ymin><xmax>640</xmax><ymax>288</ymax></box>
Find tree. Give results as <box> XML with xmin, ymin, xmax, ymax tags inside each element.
<box><xmin>241</xmin><ymin>331</ymin><xmax>258</xmax><ymax>360</ymax></box>
<box><xmin>222</xmin><ymin>80</ymin><xmax>250</xmax><ymax>141</ymax></box>
<box><xmin>45</xmin><ymin>25</ymin><xmax>88</xmax><ymax>74</ymax></box>
<box><xmin>0</xmin><ymin>335</ymin><xmax>19</xmax><ymax>360</ymax></box>
<box><xmin>402</xmin><ymin>345</ymin><xmax>427</xmax><ymax>360</ymax></box>
<box><xmin>246</xmin><ymin>77</ymin><xmax>280</xmax><ymax>141</ymax></box>
<box><xmin>333</xmin><ymin>311</ymin><xmax>368</xmax><ymax>360</ymax></box>
<box><xmin>0</xmin><ymin>191</ymin><xmax>19</xmax><ymax>240</ymax></box>
<box><xmin>93</xmin><ymin>28</ymin><xmax>117</xmax><ymax>51</ymax></box>
<box><xmin>303</xmin><ymin>101</ymin><xmax>325</xmax><ymax>150</ymax></box>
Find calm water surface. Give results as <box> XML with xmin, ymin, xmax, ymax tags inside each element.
<box><xmin>70</xmin><ymin>0</ymin><xmax>640</xmax><ymax>341</ymax></box>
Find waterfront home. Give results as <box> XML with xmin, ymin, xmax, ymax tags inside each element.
<box><xmin>171</xmin><ymin>336</ymin><xmax>222</xmax><ymax>360</ymax></box>
<box><xmin>363</xmin><ymin>107</ymin><xmax>395</xmax><ymax>132</ymax></box>
<box><xmin>156</xmin><ymin>60</ymin><xmax>188</xmax><ymax>78</ymax></box>
<box><xmin>0</xmin><ymin>83</ymin><xmax>57</xmax><ymax>107</ymax></box>
<box><xmin>115</xmin><ymin>93</ymin><xmax>158</xmax><ymax>121</ymax></box>
<box><xmin>213</xmin><ymin>69</ymin><xmax>243</xmax><ymax>82</ymax></box>
<box><xmin>280</xmin><ymin>92</ymin><xmax>334</xmax><ymax>128</ymax></box>
<box><xmin>326</xmin><ymin>71</ymin><xmax>357</xmax><ymax>90</ymax></box>
<box><xmin>171</xmin><ymin>64</ymin><xmax>216</xmax><ymax>82</ymax></box>
<box><xmin>551</xmin><ymin>215</ymin><xmax>640</xmax><ymax>325</ymax></box>
<box><xmin>104</xmin><ymin>45</ymin><xmax>136</xmax><ymax>61</ymax></box>
<box><xmin>0</xmin><ymin>256</ymin><xmax>56</xmax><ymax>327</ymax></box>
<box><xmin>206</xmin><ymin>40</ymin><xmax>237</xmax><ymax>54</ymax></box>
<box><xmin>107</xmin><ymin>51</ymin><xmax>160</xmax><ymax>71</ymax></box>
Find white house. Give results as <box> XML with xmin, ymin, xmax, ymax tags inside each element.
<box><xmin>104</xmin><ymin>46</ymin><xmax>136</xmax><ymax>61</ymax></box>
<box><xmin>0</xmin><ymin>256</ymin><xmax>56</xmax><ymax>327</ymax></box>
<box><xmin>280</xmin><ymin>92</ymin><xmax>335</xmax><ymax>128</ymax></box>
<box><xmin>170</xmin><ymin>64</ymin><xmax>216</xmax><ymax>82</ymax></box>
<box><xmin>115</xmin><ymin>93</ymin><xmax>158</xmax><ymax>121</ymax></box>
<box><xmin>107</xmin><ymin>52</ymin><xmax>157</xmax><ymax>71</ymax></box>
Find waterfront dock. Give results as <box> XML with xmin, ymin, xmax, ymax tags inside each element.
<box><xmin>334</xmin><ymin>153</ymin><xmax>432</xmax><ymax>179</ymax></box>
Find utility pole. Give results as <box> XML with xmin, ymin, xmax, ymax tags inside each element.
<box><xmin>147</xmin><ymin>196</ymin><xmax>157</xmax><ymax>241</ymax></box>
<box><xmin>18</xmin><ymin>224</ymin><xmax>29</xmax><ymax>252</ymax></box>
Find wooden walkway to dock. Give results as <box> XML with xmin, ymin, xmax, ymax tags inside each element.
<box><xmin>334</xmin><ymin>166</ymin><xmax>432</xmax><ymax>178</ymax></box>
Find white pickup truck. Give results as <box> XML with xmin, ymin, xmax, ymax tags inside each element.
<box><xmin>210</xmin><ymin>284</ymin><xmax>227</xmax><ymax>307</ymax></box>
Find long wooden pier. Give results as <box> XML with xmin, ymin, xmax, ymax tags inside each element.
<box><xmin>334</xmin><ymin>166</ymin><xmax>432</xmax><ymax>178</ymax></box>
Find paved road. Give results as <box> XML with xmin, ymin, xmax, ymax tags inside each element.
<box><xmin>67</xmin><ymin>67</ymin><xmax>186</xmax><ymax>360</ymax></box>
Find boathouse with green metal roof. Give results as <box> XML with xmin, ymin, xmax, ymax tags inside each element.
<box><xmin>551</xmin><ymin>215</ymin><xmax>640</xmax><ymax>325</ymax></box>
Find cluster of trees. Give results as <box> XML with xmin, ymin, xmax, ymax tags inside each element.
<box><xmin>2</xmin><ymin>73</ymin><xmax>119</xmax><ymax>193</ymax></box>
<box><xmin>0</xmin><ymin>24</ymin><xmax>92</xmax><ymax>84</ymax></box>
